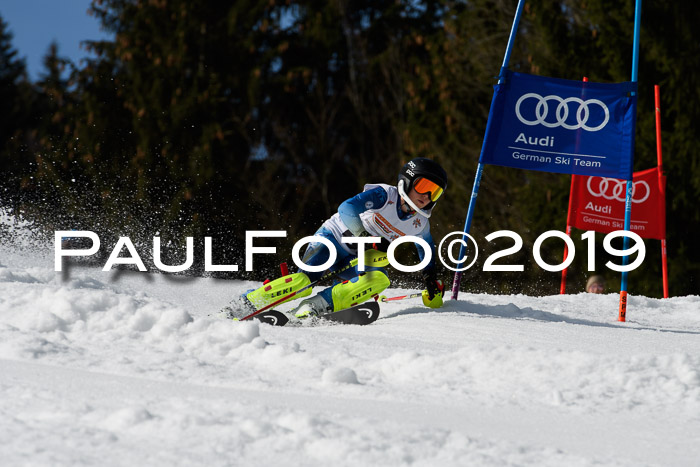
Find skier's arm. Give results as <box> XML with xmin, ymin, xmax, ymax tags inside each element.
<box><xmin>338</xmin><ymin>186</ymin><xmax>388</xmax><ymax>236</ymax></box>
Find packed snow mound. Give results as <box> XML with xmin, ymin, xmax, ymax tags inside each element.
<box><xmin>0</xmin><ymin>263</ymin><xmax>258</xmax><ymax>358</ymax></box>
<box><xmin>2</xmin><ymin>260</ymin><xmax>699</xmax><ymax>417</ymax></box>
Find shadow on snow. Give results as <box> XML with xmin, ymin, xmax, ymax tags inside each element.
<box><xmin>381</xmin><ymin>300</ymin><xmax>700</xmax><ymax>335</ymax></box>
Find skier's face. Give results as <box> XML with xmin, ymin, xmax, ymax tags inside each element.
<box><xmin>408</xmin><ymin>187</ymin><xmax>431</xmax><ymax>208</ymax></box>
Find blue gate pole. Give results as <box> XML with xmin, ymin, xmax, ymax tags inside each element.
<box><xmin>451</xmin><ymin>0</ymin><xmax>525</xmax><ymax>300</ymax></box>
<box><xmin>618</xmin><ymin>0</ymin><xmax>642</xmax><ymax>322</ymax></box>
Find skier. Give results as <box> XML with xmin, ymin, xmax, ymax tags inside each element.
<box><xmin>242</xmin><ymin>157</ymin><xmax>448</xmax><ymax>319</ymax></box>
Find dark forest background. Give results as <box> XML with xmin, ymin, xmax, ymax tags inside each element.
<box><xmin>1</xmin><ymin>0</ymin><xmax>698</xmax><ymax>297</ymax></box>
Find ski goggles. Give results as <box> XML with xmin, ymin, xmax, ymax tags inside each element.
<box><xmin>413</xmin><ymin>177</ymin><xmax>445</xmax><ymax>202</ymax></box>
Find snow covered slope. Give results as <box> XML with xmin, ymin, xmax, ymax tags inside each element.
<box><xmin>1</xmin><ymin>212</ymin><xmax>699</xmax><ymax>466</ymax></box>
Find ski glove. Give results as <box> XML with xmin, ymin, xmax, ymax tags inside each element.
<box><xmin>422</xmin><ymin>277</ymin><xmax>444</xmax><ymax>308</ymax></box>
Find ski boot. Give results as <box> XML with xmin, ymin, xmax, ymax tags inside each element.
<box><xmin>331</xmin><ymin>270</ymin><xmax>390</xmax><ymax>310</ymax></box>
<box><xmin>223</xmin><ymin>273</ymin><xmax>313</xmax><ymax>320</ymax></box>
<box><xmin>244</xmin><ymin>272</ymin><xmax>313</xmax><ymax>309</ymax></box>
<box><xmin>293</xmin><ymin>295</ymin><xmax>332</xmax><ymax>319</ymax></box>
<box><xmin>293</xmin><ymin>270</ymin><xmax>390</xmax><ymax>319</ymax></box>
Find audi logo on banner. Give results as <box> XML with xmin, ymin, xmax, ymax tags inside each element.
<box><xmin>515</xmin><ymin>93</ymin><xmax>610</xmax><ymax>132</ymax></box>
<box><xmin>586</xmin><ymin>177</ymin><xmax>650</xmax><ymax>203</ymax></box>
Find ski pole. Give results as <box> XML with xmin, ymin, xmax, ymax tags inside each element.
<box><xmin>240</xmin><ymin>249</ymin><xmax>388</xmax><ymax>321</ymax></box>
<box><xmin>380</xmin><ymin>279</ymin><xmax>445</xmax><ymax>303</ymax></box>
<box><xmin>379</xmin><ymin>292</ymin><xmax>423</xmax><ymax>303</ymax></box>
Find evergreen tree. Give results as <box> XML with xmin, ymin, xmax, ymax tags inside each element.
<box><xmin>0</xmin><ymin>16</ymin><xmax>35</xmax><ymax>183</ymax></box>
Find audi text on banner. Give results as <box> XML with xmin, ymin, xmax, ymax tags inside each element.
<box><xmin>480</xmin><ymin>71</ymin><xmax>637</xmax><ymax>180</ymax></box>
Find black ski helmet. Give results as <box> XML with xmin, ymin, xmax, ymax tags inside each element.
<box><xmin>397</xmin><ymin>157</ymin><xmax>448</xmax><ymax>218</ymax></box>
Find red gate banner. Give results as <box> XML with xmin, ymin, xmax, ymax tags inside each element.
<box><xmin>570</xmin><ymin>167</ymin><xmax>666</xmax><ymax>239</ymax></box>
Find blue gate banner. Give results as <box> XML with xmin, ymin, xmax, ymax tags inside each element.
<box><xmin>480</xmin><ymin>71</ymin><xmax>637</xmax><ymax>180</ymax></box>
